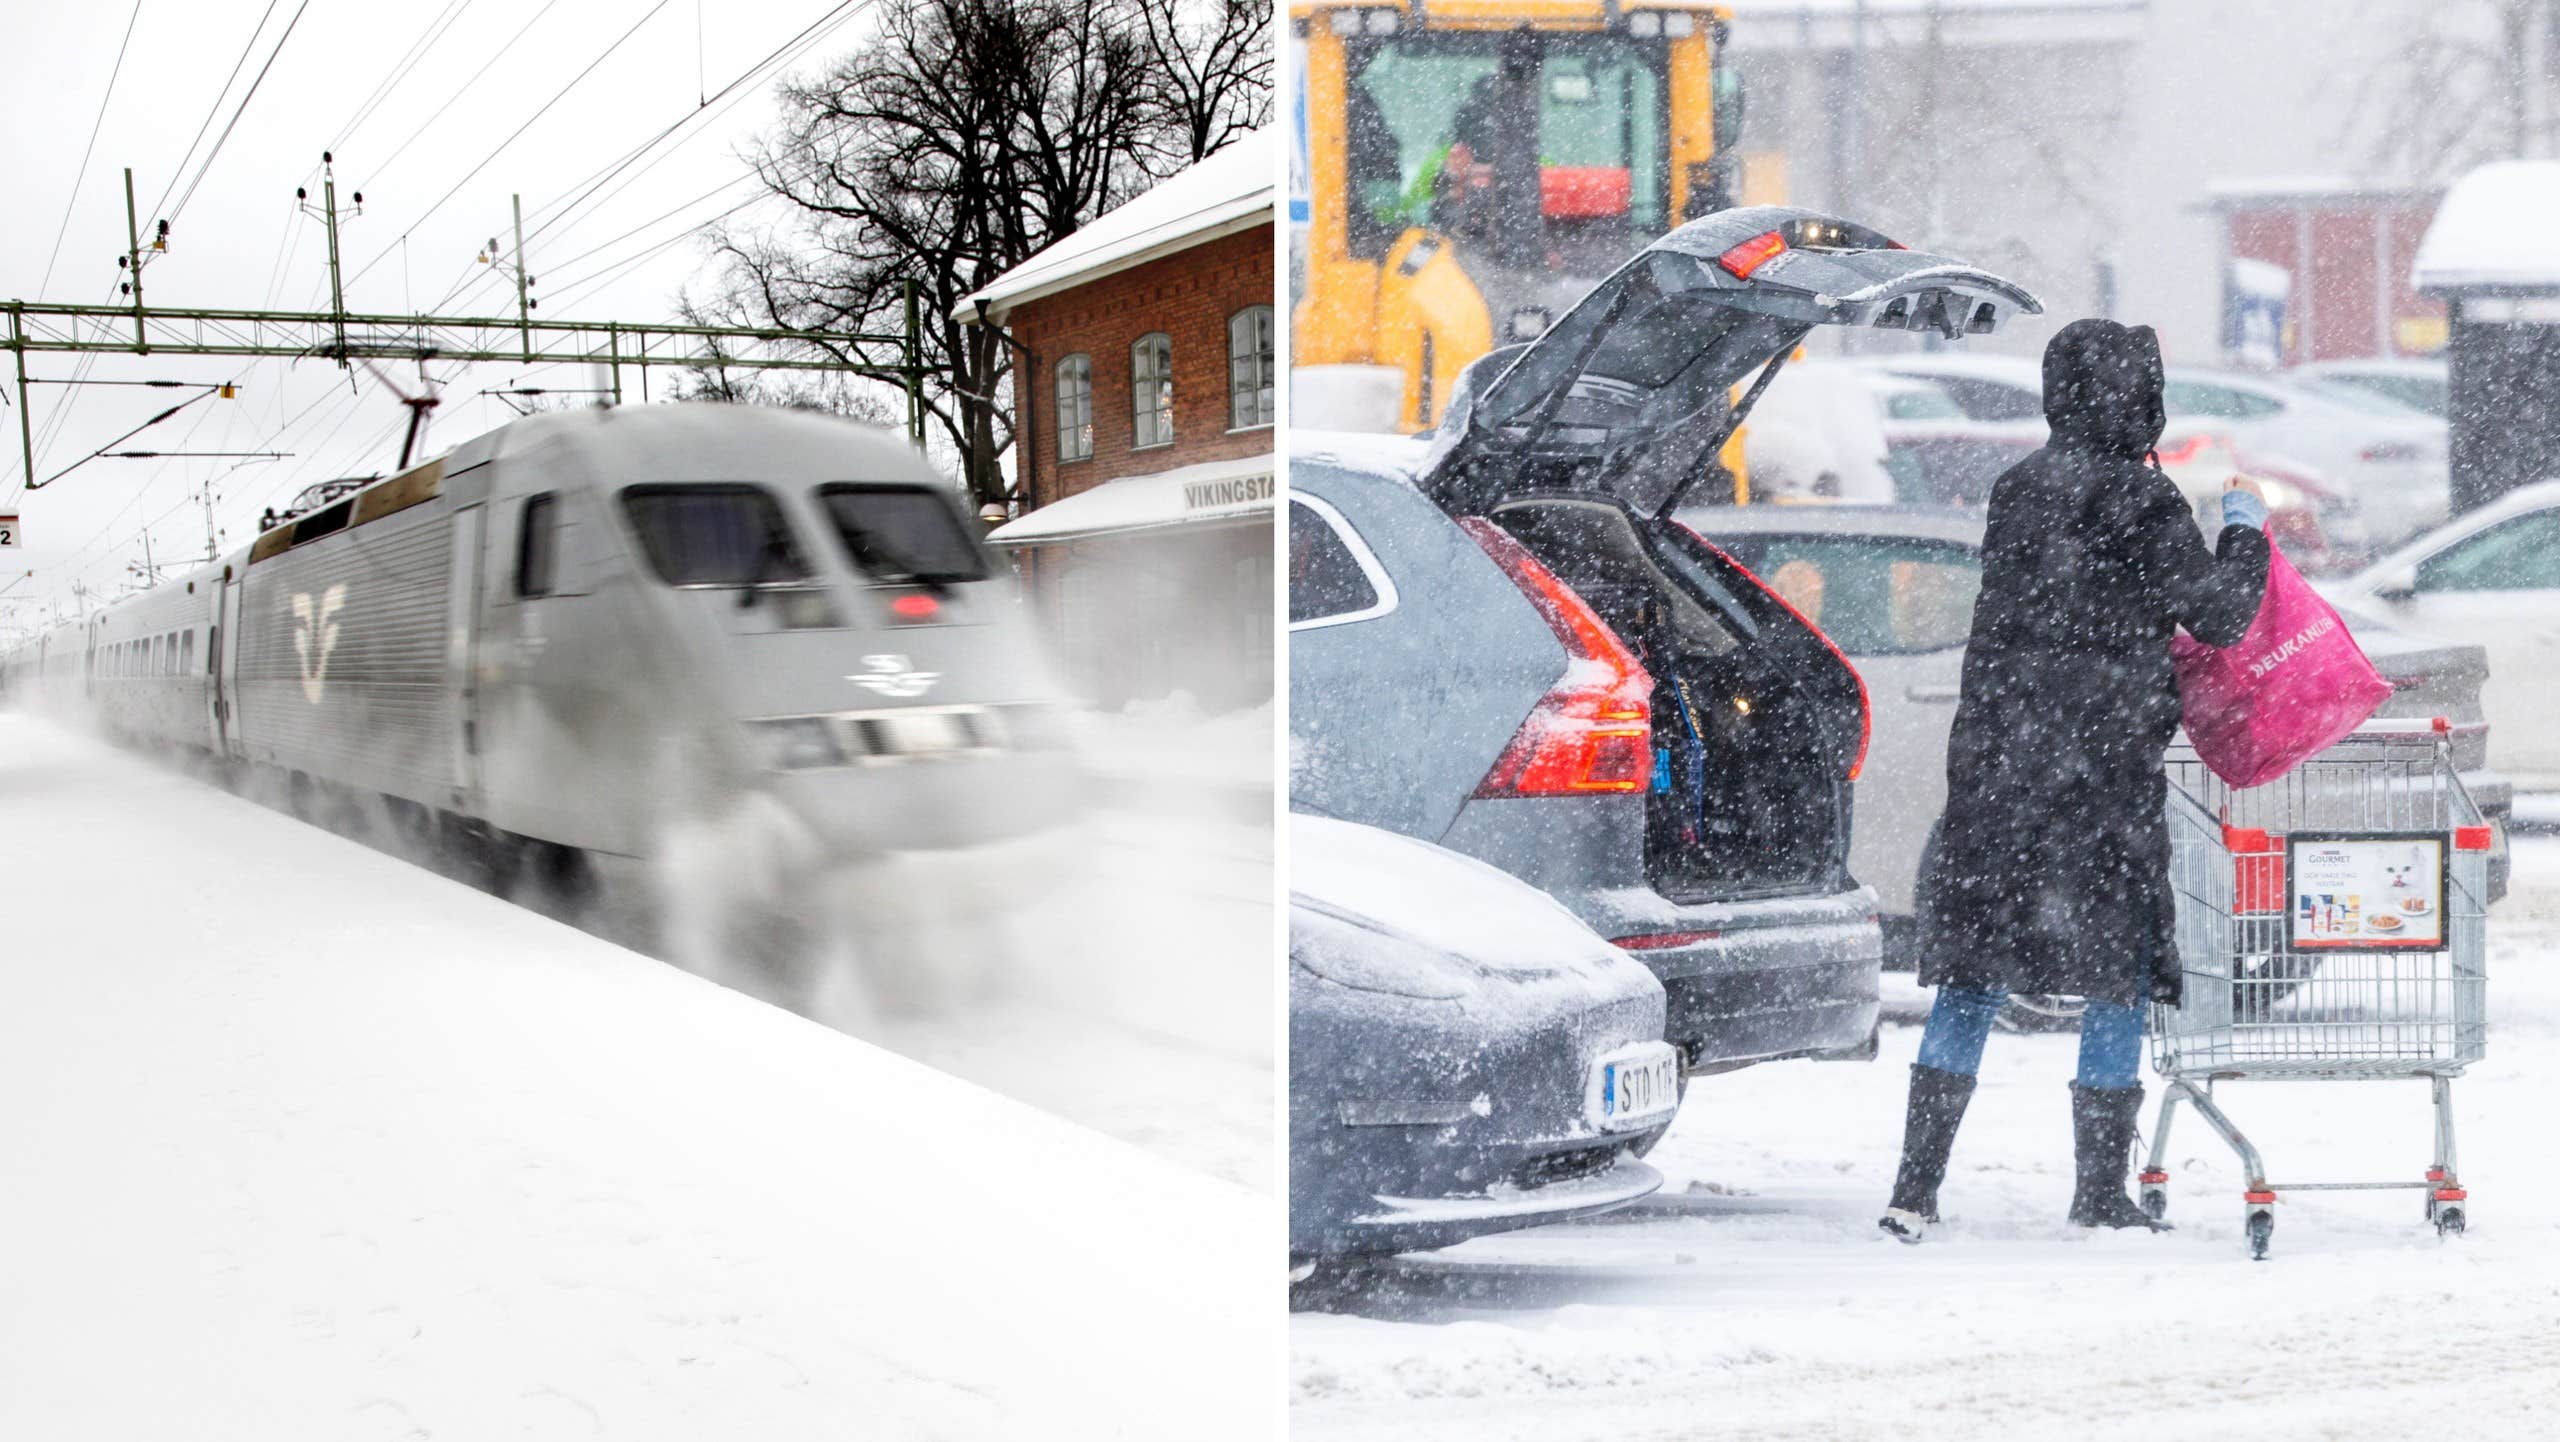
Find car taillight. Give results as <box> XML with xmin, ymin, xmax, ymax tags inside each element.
<box><xmin>2153</xmin><ymin>432</ymin><xmax>2217</xmax><ymax>467</ymax></box>
<box><xmin>1457</xmin><ymin>517</ymin><xmax>1653</xmax><ymax>798</ymax></box>
<box><xmin>1612</xmin><ymin>930</ymin><xmax>1721</xmax><ymax>950</ymax></box>
<box><xmin>1671</xmin><ymin>521</ymin><xmax>1872</xmax><ymax>782</ymax></box>
<box><xmin>1718</xmin><ymin>230</ymin><xmax>1787</xmax><ymax>278</ymax></box>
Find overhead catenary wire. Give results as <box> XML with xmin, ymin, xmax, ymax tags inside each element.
<box><xmin>363</xmin><ymin>0</ymin><xmax>571</xmax><ymax>190</ymax></box>
<box><xmin>432</xmin><ymin>0</ymin><xmax>870</xmax><ymax>317</ymax></box>
<box><xmin>345</xmin><ymin>0</ymin><xmax>679</xmax><ymax>294</ymax></box>
<box><xmin>144</xmin><ymin>0</ymin><xmax>284</xmax><ymax>226</ymax></box>
<box><xmin>163</xmin><ymin>0</ymin><xmax>315</xmax><ymax>229</ymax></box>
<box><xmin>328</xmin><ymin>0</ymin><xmax>479</xmax><ymax>155</ymax></box>
<box><xmin>37</xmin><ymin>0</ymin><xmax>147</xmax><ymax>301</ymax></box>
<box><xmin>20</xmin><ymin>0</ymin><xmax>302</xmax><ymax>494</ymax></box>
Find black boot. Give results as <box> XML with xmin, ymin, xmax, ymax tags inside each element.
<box><xmin>1879</xmin><ymin>1064</ymin><xmax>1976</xmax><ymax>1243</ymax></box>
<box><xmin>2068</xmin><ymin>1082</ymin><xmax>2172</xmax><ymax>1231</ymax></box>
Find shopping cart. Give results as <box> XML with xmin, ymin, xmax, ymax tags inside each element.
<box><xmin>2144</xmin><ymin>717</ymin><xmax>2493</xmax><ymax>1260</ymax></box>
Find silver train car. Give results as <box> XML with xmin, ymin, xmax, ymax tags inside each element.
<box><xmin>2</xmin><ymin>405</ymin><xmax>1082</xmax><ymax>889</ymax></box>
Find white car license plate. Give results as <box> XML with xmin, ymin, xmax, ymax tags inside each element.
<box><xmin>1592</xmin><ymin>1043</ymin><xmax>1680</xmax><ymax>1131</ymax></box>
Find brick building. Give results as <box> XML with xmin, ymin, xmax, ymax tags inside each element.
<box><xmin>966</xmin><ymin>139</ymin><xmax>1276</xmax><ymax>712</ymax></box>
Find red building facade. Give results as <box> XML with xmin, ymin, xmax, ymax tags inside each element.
<box><xmin>965</xmin><ymin>141</ymin><xmax>1277</xmax><ymax>712</ymax></box>
<box><xmin>1008</xmin><ymin>226</ymin><xmax>1275</xmax><ymax>507</ymax></box>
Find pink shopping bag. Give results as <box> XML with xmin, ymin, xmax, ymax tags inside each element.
<box><xmin>2169</xmin><ymin>541</ymin><xmax>2393</xmax><ymax>788</ymax></box>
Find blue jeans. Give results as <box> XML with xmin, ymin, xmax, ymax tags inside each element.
<box><xmin>1917</xmin><ymin>986</ymin><xmax>2146</xmax><ymax>1090</ymax></box>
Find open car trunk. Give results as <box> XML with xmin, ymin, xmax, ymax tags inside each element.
<box><xmin>1425</xmin><ymin>206</ymin><xmax>2041</xmax><ymax>905</ymax></box>
<box><xmin>1489</xmin><ymin>496</ymin><xmax>1862</xmax><ymax>903</ymax></box>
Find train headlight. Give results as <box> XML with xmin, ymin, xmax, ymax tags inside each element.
<box><xmin>749</xmin><ymin>717</ymin><xmax>844</xmax><ymax>770</ymax></box>
<box><xmin>770</xmin><ymin>588</ymin><xmax>844</xmax><ymax>630</ymax></box>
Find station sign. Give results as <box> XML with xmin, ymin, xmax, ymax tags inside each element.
<box><xmin>0</xmin><ymin>513</ymin><xmax>17</xmax><ymax>548</ymax></box>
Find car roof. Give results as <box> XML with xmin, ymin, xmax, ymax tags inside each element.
<box><xmin>2351</xmin><ymin>476</ymin><xmax>2560</xmax><ymax>581</ymax></box>
<box><xmin>1679</xmin><ymin>502</ymin><xmax>1987</xmax><ymax>545</ymax></box>
<box><xmin>1856</xmin><ymin>352</ymin><xmax>2042</xmax><ymax>384</ymax></box>
<box><xmin>2296</xmin><ymin>358</ymin><xmax>2446</xmax><ymax>379</ymax></box>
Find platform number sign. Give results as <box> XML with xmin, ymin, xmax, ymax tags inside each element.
<box><xmin>0</xmin><ymin>513</ymin><xmax>16</xmax><ymax>549</ymax></box>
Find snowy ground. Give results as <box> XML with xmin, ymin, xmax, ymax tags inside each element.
<box><xmin>1293</xmin><ymin>838</ymin><xmax>2560</xmax><ymax>1439</ymax></box>
<box><xmin>0</xmin><ymin>715</ymin><xmax>1276</xmax><ymax>1438</ymax></box>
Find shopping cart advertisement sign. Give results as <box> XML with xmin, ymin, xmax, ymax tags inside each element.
<box><xmin>2287</xmin><ymin>833</ymin><xmax>2447</xmax><ymax>950</ymax></box>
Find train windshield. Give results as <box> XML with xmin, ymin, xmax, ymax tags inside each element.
<box><xmin>620</xmin><ymin>484</ymin><xmax>815</xmax><ymax>588</ymax></box>
<box><xmin>815</xmin><ymin>484</ymin><xmax>991</xmax><ymax>585</ymax></box>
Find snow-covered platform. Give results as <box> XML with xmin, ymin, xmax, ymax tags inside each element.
<box><xmin>0</xmin><ymin>716</ymin><xmax>1275</xmax><ymax>1440</ymax></box>
<box><xmin>1296</xmin><ymin>837</ymin><xmax>2560</xmax><ymax>1439</ymax></box>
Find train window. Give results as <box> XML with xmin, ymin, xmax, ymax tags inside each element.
<box><xmin>517</xmin><ymin>493</ymin><xmax>559</xmax><ymax>597</ymax></box>
<box><xmin>814</xmin><ymin>485</ymin><xmax>991</xmax><ymax>585</ymax></box>
<box><xmin>619</xmin><ymin>485</ymin><xmax>813</xmax><ymax>588</ymax></box>
<box><xmin>182</xmin><ymin>631</ymin><xmax>194</xmax><ymax>674</ymax></box>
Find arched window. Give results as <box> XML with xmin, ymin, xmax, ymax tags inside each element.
<box><xmin>1229</xmin><ymin>306</ymin><xmax>1275</xmax><ymax>429</ymax></box>
<box><xmin>1055</xmin><ymin>355</ymin><xmax>1093</xmax><ymax>462</ymax></box>
<box><xmin>1131</xmin><ymin>333</ymin><xmax>1174</xmax><ymax>449</ymax></box>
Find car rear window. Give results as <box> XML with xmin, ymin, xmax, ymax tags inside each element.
<box><xmin>620</xmin><ymin>484</ymin><xmax>814</xmax><ymax>587</ymax></box>
<box><xmin>1712</xmin><ymin>534</ymin><xmax>1982</xmax><ymax>655</ymax></box>
<box><xmin>815</xmin><ymin>484</ymin><xmax>990</xmax><ymax>584</ymax></box>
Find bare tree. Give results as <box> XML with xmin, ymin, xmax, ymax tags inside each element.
<box><xmin>2341</xmin><ymin>0</ymin><xmax>2560</xmax><ymax>183</ymax></box>
<box><xmin>1137</xmin><ymin>0</ymin><xmax>1275</xmax><ymax>164</ymax></box>
<box><xmin>691</xmin><ymin>0</ymin><xmax>1266</xmax><ymax>507</ymax></box>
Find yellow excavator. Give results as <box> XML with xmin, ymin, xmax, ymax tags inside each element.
<box><xmin>1292</xmin><ymin>0</ymin><xmax>1757</xmax><ymax>445</ymax></box>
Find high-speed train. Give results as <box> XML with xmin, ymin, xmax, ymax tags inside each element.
<box><xmin>0</xmin><ymin>405</ymin><xmax>1083</xmax><ymax>897</ymax></box>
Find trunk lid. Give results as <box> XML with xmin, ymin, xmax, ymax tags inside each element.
<box><xmin>1422</xmin><ymin>206</ymin><xmax>2043</xmax><ymax>518</ymax></box>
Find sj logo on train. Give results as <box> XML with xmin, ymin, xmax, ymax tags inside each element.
<box><xmin>291</xmin><ymin>584</ymin><xmax>348</xmax><ymax>704</ymax></box>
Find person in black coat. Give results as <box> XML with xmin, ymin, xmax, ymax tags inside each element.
<box><xmin>1880</xmin><ymin>318</ymin><xmax>2272</xmax><ymax>1244</ymax></box>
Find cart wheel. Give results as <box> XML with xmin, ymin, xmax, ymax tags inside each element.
<box><xmin>2141</xmin><ymin>1188</ymin><xmax>2168</xmax><ymax>1222</ymax></box>
<box><xmin>2435</xmin><ymin>1207</ymin><xmax>2466</xmax><ymax>1238</ymax></box>
<box><xmin>2246</xmin><ymin>1210</ymin><xmax>2274</xmax><ymax>1261</ymax></box>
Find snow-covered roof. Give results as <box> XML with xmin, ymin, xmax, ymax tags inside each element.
<box><xmin>963</xmin><ymin>137</ymin><xmax>1273</xmax><ymax>321</ymax></box>
<box><xmin>2413</xmin><ymin>160</ymin><xmax>2560</xmax><ymax>293</ymax></box>
<box><xmin>988</xmin><ymin>453</ymin><xmax>1275</xmax><ymax>544</ymax></box>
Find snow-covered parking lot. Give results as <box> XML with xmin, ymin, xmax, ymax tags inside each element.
<box><xmin>1293</xmin><ymin>836</ymin><xmax>2560</xmax><ymax>1440</ymax></box>
<box><xmin>0</xmin><ymin>715</ymin><xmax>1276</xmax><ymax>1439</ymax></box>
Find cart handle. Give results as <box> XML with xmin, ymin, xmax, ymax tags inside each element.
<box><xmin>2350</xmin><ymin>716</ymin><xmax>2483</xmax><ymax>737</ymax></box>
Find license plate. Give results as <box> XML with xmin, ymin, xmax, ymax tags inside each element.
<box><xmin>1592</xmin><ymin>1043</ymin><xmax>1680</xmax><ymax>1131</ymax></box>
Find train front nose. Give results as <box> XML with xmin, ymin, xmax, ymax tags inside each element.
<box><xmin>746</xmin><ymin>698</ymin><xmax>1089</xmax><ymax>854</ymax></box>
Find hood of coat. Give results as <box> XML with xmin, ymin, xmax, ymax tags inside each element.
<box><xmin>2041</xmin><ymin>318</ymin><xmax>2167</xmax><ymax>459</ymax></box>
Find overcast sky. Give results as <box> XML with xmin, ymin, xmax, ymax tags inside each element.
<box><xmin>0</xmin><ymin>0</ymin><xmax>880</xmax><ymax>625</ymax></box>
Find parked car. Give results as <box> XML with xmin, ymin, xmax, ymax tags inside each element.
<box><xmin>2293</xmin><ymin>358</ymin><xmax>2449</xmax><ymax>419</ymax></box>
<box><xmin>1739</xmin><ymin>359</ymin><xmax>1903</xmax><ymax>502</ymax></box>
<box><xmin>1746</xmin><ymin>358</ymin><xmax>2040</xmax><ymax>507</ymax></box>
<box><xmin>2161</xmin><ymin>365</ymin><xmax>2449</xmax><ymax>550</ymax></box>
<box><xmin>1290</xmin><ymin>205</ymin><xmax>2048</xmax><ymax>1074</ymax></box>
<box><xmin>1288</xmin><ymin>813</ymin><xmax>1676</xmax><ymax>1264</ymax></box>
<box><xmin>1681</xmin><ymin>504</ymin><xmax>2515</xmax><ymax>969</ymax></box>
<box><xmin>2150</xmin><ymin>421</ymin><xmax>2352</xmax><ymax>573</ymax></box>
<box><xmin>2324</xmin><ymin>478</ymin><xmax>2560</xmax><ymax>790</ymax></box>
<box><xmin>1866</xmin><ymin>353</ymin><xmax>2444</xmax><ymax>561</ymax></box>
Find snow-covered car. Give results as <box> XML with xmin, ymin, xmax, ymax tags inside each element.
<box><xmin>1288</xmin><ymin>814</ymin><xmax>1675</xmax><ymax>1262</ymax></box>
<box><xmin>1681</xmin><ymin>504</ymin><xmax>2515</xmax><ymax>964</ymax></box>
<box><xmin>2324</xmin><ymin>478</ymin><xmax>2560</xmax><ymax>790</ymax></box>
<box><xmin>1292</xmin><ymin>206</ymin><xmax>2048</xmax><ymax>1075</ymax></box>
<box><xmin>2160</xmin><ymin>365</ymin><xmax>2450</xmax><ymax>548</ymax></box>
<box><xmin>2292</xmin><ymin>358</ymin><xmax>2449</xmax><ymax>419</ymax></box>
<box><xmin>1866</xmin><ymin>352</ymin><xmax>2442</xmax><ymax>561</ymax></box>
<box><xmin>1746</xmin><ymin>358</ymin><xmax>2040</xmax><ymax>508</ymax></box>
